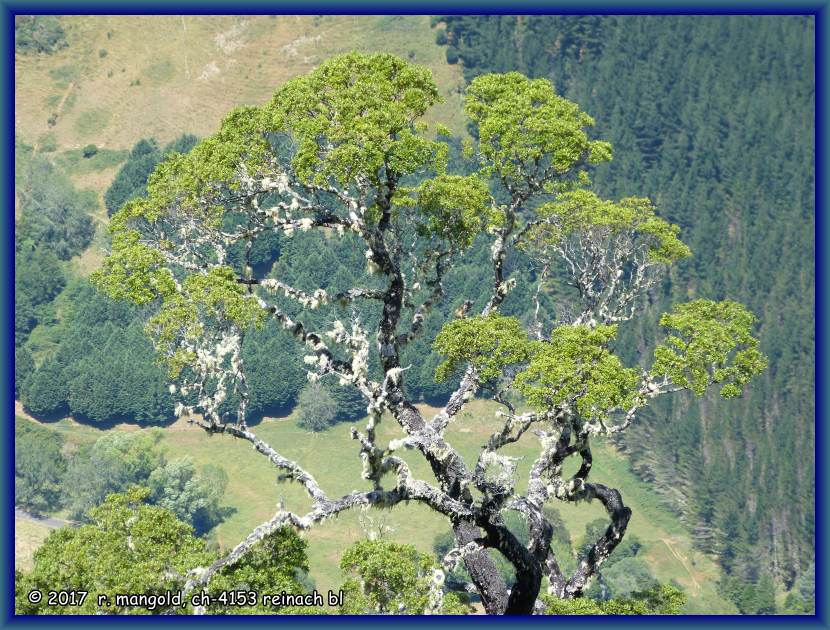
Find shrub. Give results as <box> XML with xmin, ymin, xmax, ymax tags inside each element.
<box><xmin>296</xmin><ymin>382</ymin><xmax>338</xmax><ymax>432</ymax></box>
<box><xmin>15</xmin><ymin>16</ymin><xmax>68</xmax><ymax>55</ymax></box>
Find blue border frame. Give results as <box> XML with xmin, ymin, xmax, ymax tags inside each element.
<box><xmin>2</xmin><ymin>3</ymin><xmax>826</xmax><ymax>628</ymax></box>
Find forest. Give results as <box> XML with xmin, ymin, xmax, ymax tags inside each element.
<box><xmin>13</xmin><ymin>15</ymin><xmax>814</xmax><ymax>616</ymax></box>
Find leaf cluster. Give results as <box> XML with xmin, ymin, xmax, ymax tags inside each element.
<box><xmin>533</xmin><ymin>189</ymin><xmax>692</xmax><ymax>264</ymax></box>
<box><xmin>339</xmin><ymin>539</ymin><xmax>469</xmax><ymax>615</ymax></box>
<box><xmin>465</xmin><ymin>72</ymin><xmax>612</xmax><ymax>186</ymax></box>
<box><xmin>651</xmin><ymin>299</ymin><xmax>767</xmax><ymax>398</ymax></box>
<box><xmin>515</xmin><ymin>324</ymin><xmax>640</xmax><ymax>418</ymax></box>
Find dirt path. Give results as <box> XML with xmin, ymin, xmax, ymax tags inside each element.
<box><xmin>662</xmin><ymin>537</ymin><xmax>700</xmax><ymax>593</ymax></box>
<box><xmin>15</xmin><ymin>508</ymin><xmax>74</xmax><ymax>530</ymax></box>
<box><xmin>55</xmin><ymin>80</ymin><xmax>76</xmax><ymax>118</ymax></box>
<box><xmin>31</xmin><ymin>80</ymin><xmax>75</xmax><ymax>155</ymax></box>
<box><xmin>14</xmin><ymin>401</ymin><xmax>37</xmax><ymax>422</ymax></box>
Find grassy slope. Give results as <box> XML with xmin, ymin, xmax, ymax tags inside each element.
<box><xmin>16</xmin><ymin>16</ymin><xmax>466</xmax><ymax>276</ymax></box>
<box><xmin>14</xmin><ymin>403</ymin><xmax>736</xmax><ymax>613</ymax></box>
<box><xmin>14</xmin><ymin>517</ymin><xmax>53</xmax><ymax>572</ymax></box>
<box><xmin>16</xmin><ymin>16</ymin><xmax>466</xmax><ymax>152</ymax></box>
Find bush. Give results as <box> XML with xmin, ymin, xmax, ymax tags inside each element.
<box><xmin>15</xmin><ymin>16</ymin><xmax>68</xmax><ymax>55</ymax></box>
<box><xmin>435</xmin><ymin>28</ymin><xmax>448</xmax><ymax>46</ymax></box>
<box><xmin>63</xmin><ymin>431</ymin><xmax>165</xmax><ymax>521</ymax></box>
<box><xmin>82</xmin><ymin>144</ymin><xmax>98</xmax><ymax>158</ymax></box>
<box><xmin>147</xmin><ymin>457</ymin><xmax>230</xmax><ymax>536</ymax></box>
<box><xmin>296</xmin><ymin>382</ymin><xmax>338</xmax><ymax>432</ymax></box>
<box><xmin>446</xmin><ymin>46</ymin><xmax>460</xmax><ymax>65</ymax></box>
<box><xmin>15</xmin><ymin>421</ymin><xmax>67</xmax><ymax>514</ymax></box>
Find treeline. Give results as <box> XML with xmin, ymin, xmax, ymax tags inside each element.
<box><xmin>15</xmin><ymin>133</ymin><xmax>550</xmax><ymax>427</ymax></box>
<box><xmin>437</xmin><ymin>14</ymin><xmax>814</xmax><ymax>613</ymax></box>
<box><xmin>15</xmin><ymin>421</ymin><xmax>230</xmax><ymax>536</ymax></box>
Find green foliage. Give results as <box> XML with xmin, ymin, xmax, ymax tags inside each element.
<box><xmin>146</xmin><ymin>457</ymin><xmax>229</xmax><ymax>536</ymax></box>
<box><xmin>16</xmin><ymin>154</ymin><xmax>95</xmax><ymax>260</ymax></box>
<box><xmin>15</xmin><ymin>247</ymin><xmax>65</xmax><ymax>310</ymax></box>
<box><xmin>540</xmin><ymin>584</ymin><xmax>685</xmax><ymax>615</ymax></box>
<box><xmin>68</xmin><ymin>325</ymin><xmax>176</xmax><ymax>423</ymax></box>
<box><xmin>14</xmin><ymin>347</ymin><xmax>34</xmax><ymax>397</ymax></box>
<box><xmin>782</xmin><ymin>566</ymin><xmax>814</xmax><ymax>614</ymax></box>
<box><xmin>15</xmin><ymin>487</ymin><xmax>214</xmax><ymax>615</ymax></box>
<box><xmin>296</xmin><ymin>382</ymin><xmax>338</xmax><ymax>432</ymax></box>
<box><xmin>15</xmin><ymin>421</ymin><xmax>67</xmax><ymax>515</ymax></box>
<box><xmin>265</xmin><ymin>52</ymin><xmax>445</xmax><ymax>189</ymax></box>
<box><xmin>400</xmin><ymin>174</ymin><xmax>496</xmax><ymax>249</ymax></box>
<box><xmin>465</xmin><ymin>72</ymin><xmax>611</xmax><ymax>186</ymax></box>
<box><xmin>533</xmin><ymin>189</ymin><xmax>691</xmax><ymax>263</ymax></box>
<box><xmin>434</xmin><ymin>313</ymin><xmax>530</xmax><ymax>383</ymax></box>
<box><xmin>515</xmin><ymin>324</ymin><xmax>639</xmax><ymax>417</ymax></box>
<box><xmin>104</xmin><ymin>139</ymin><xmax>162</xmax><ymax>215</ymax></box>
<box><xmin>205</xmin><ymin>527</ymin><xmax>316</xmax><ymax>614</ymax></box>
<box><xmin>594</xmin><ymin>557</ymin><xmax>658</xmax><ymax>600</ymax></box>
<box><xmin>439</xmin><ymin>16</ymin><xmax>812</xmax><ymax>595</ymax></box>
<box><xmin>63</xmin><ymin>431</ymin><xmax>166</xmax><ymax>521</ymax></box>
<box><xmin>15</xmin><ymin>16</ymin><xmax>68</xmax><ymax>54</ymax></box>
<box><xmin>320</xmin><ymin>377</ymin><xmax>367</xmax><ymax>423</ymax></box>
<box><xmin>92</xmin><ymin>222</ymin><xmax>176</xmax><ymax>305</ymax></box>
<box><xmin>22</xmin><ymin>356</ymin><xmax>69</xmax><ymax>418</ymax></box>
<box><xmin>652</xmin><ymin>299</ymin><xmax>767</xmax><ymax>398</ymax></box>
<box><xmin>14</xmin><ymin>246</ymin><xmax>65</xmax><ymax>348</ymax></box>
<box><xmin>19</xmin><ymin>279</ymin><xmax>175</xmax><ymax>424</ymax></box>
<box><xmin>339</xmin><ymin>539</ymin><xmax>470</xmax><ymax>614</ymax></box>
<box><xmin>104</xmin><ymin>136</ymin><xmax>198</xmax><ymax>216</ymax></box>
<box><xmin>82</xmin><ymin>144</ymin><xmax>98</xmax><ymax>158</ymax></box>
<box><xmin>145</xmin><ymin>267</ymin><xmax>266</xmax><ymax>377</ymax></box>
<box><xmin>242</xmin><ymin>320</ymin><xmax>306</xmax><ymax>418</ymax></box>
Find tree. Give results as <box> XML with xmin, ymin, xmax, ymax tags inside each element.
<box><xmin>295</xmin><ymin>382</ymin><xmax>339</xmax><ymax>432</ymax></box>
<box><xmin>16</xmin><ymin>487</ymin><xmax>315</xmax><ymax>615</ymax></box>
<box><xmin>105</xmin><ymin>135</ymin><xmax>199</xmax><ymax>216</ymax></box>
<box><xmin>339</xmin><ymin>539</ymin><xmax>471</xmax><ymax>614</ymax></box>
<box><xmin>93</xmin><ymin>52</ymin><xmax>766</xmax><ymax>614</ymax></box>
<box><xmin>15</xmin><ymin>488</ymin><xmax>212</xmax><ymax>615</ymax></box>
<box><xmin>15</xmin><ymin>16</ymin><xmax>68</xmax><ymax>54</ymax></box>
<box><xmin>63</xmin><ymin>431</ymin><xmax>165</xmax><ymax>521</ymax></box>
<box><xmin>14</xmin><ymin>347</ymin><xmax>34</xmax><ymax>398</ymax></box>
<box><xmin>22</xmin><ymin>356</ymin><xmax>69</xmax><ymax>418</ymax></box>
<box><xmin>15</xmin><ymin>421</ymin><xmax>67</xmax><ymax>514</ymax></box>
<box><xmin>16</xmin><ymin>155</ymin><xmax>95</xmax><ymax>260</ymax></box>
<box><xmin>146</xmin><ymin>457</ymin><xmax>229</xmax><ymax>535</ymax></box>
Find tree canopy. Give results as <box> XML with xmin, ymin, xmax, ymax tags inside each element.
<box><xmin>93</xmin><ymin>51</ymin><xmax>765</xmax><ymax>615</ymax></box>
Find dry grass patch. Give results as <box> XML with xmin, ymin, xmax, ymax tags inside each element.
<box><xmin>15</xmin><ymin>518</ymin><xmax>54</xmax><ymax>572</ymax></box>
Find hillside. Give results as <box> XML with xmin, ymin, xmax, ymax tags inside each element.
<box><xmin>437</xmin><ymin>14</ymin><xmax>815</xmax><ymax>614</ymax></box>
<box><xmin>13</xmin><ymin>14</ymin><xmax>814</xmax><ymax>616</ymax></box>
<box><xmin>13</xmin><ymin>406</ymin><xmax>736</xmax><ymax>614</ymax></box>
<box><xmin>15</xmin><ymin>15</ymin><xmax>467</xmax><ymax>273</ymax></box>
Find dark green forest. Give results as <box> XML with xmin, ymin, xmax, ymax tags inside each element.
<box><xmin>436</xmin><ymin>14</ymin><xmax>814</xmax><ymax>613</ymax></box>
<box><xmin>14</xmin><ymin>16</ymin><xmax>814</xmax><ymax>615</ymax></box>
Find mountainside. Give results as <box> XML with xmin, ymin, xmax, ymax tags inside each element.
<box><xmin>438</xmin><ymin>14</ymin><xmax>814</xmax><ymax>611</ymax></box>
<box><xmin>14</xmin><ymin>15</ymin><xmax>815</xmax><ymax>615</ymax></box>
